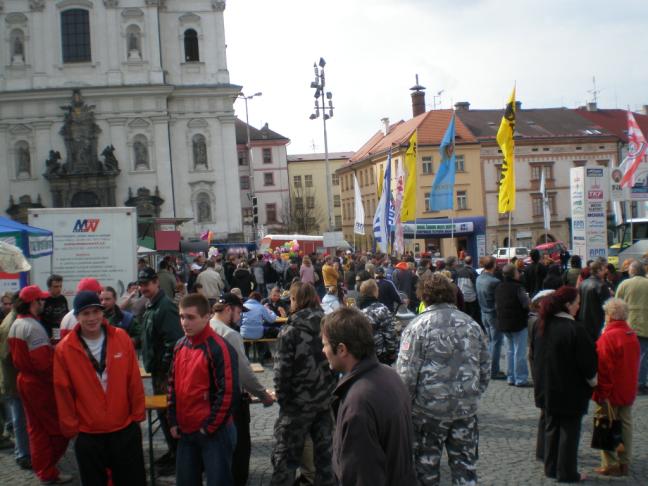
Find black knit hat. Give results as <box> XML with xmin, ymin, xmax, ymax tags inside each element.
<box><xmin>73</xmin><ymin>291</ymin><xmax>105</xmax><ymax>316</ymax></box>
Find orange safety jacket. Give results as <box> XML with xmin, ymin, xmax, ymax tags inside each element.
<box><xmin>53</xmin><ymin>321</ymin><xmax>145</xmax><ymax>438</ymax></box>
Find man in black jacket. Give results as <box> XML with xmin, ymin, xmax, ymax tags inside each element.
<box><xmin>374</xmin><ymin>267</ymin><xmax>402</xmax><ymax>312</ymax></box>
<box><xmin>578</xmin><ymin>260</ymin><xmax>612</xmax><ymax>341</ymax></box>
<box><xmin>321</xmin><ymin>307</ymin><xmax>416</xmax><ymax>486</ymax></box>
<box><xmin>495</xmin><ymin>264</ymin><xmax>531</xmax><ymax>387</ymax></box>
<box><xmin>525</xmin><ymin>249</ymin><xmax>547</xmax><ymax>298</ymax></box>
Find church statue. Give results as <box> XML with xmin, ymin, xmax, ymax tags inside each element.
<box><xmin>101</xmin><ymin>145</ymin><xmax>119</xmax><ymax>172</ymax></box>
<box><xmin>59</xmin><ymin>89</ymin><xmax>103</xmax><ymax>174</ymax></box>
<box><xmin>45</xmin><ymin>150</ymin><xmax>63</xmax><ymax>176</ymax></box>
<box><xmin>134</xmin><ymin>141</ymin><xmax>149</xmax><ymax>169</ymax></box>
<box><xmin>193</xmin><ymin>135</ymin><xmax>207</xmax><ymax>168</ymax></box>
<box><xmin>17</xmin><ymin>145</ymin><xmax>31</xmax><ymax>176</ymax></box>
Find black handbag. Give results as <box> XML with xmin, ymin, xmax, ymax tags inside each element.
<box><xmin>591</xmin><ymin>402</ymin><xmax>623</xmax><ymax>452</ymax></box>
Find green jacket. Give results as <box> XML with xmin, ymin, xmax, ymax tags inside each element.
<box><xmin>141</xmin><ymin>290</ymin><xmax>183</xmax><ymax>374</ymax></box>
<box><xmin>615</xmin><ymin>275</ymin><xmax>648</xmax><ymax>338</ymax></box>
<box><xmin>0</xmin><ymin>311</ymin><xmax>18</xmax><ymax>397</ymax></box>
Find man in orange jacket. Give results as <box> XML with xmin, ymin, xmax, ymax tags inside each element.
<box><xmin>54</xmin><ymin>291</ymin><xmax>146</xmax><ymax>485</ymax></box>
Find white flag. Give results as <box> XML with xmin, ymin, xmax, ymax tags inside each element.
<box><xmin>540</xmin><ymin>168</ymin><xmax>551</xmax><ymax>231</ymax></box>
<box><xmin>353</xmin><ymin>174</ymin><xmax>365</xmax><ymax>235</ymax></box>
<box><xmin>373</xmin><ymin>155</ymin><xmax>392</xmax><ymax>252</ymax></box>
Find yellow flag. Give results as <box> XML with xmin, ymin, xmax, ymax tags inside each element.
<box><xmin>497</xmin><ymin>86</ymin><xmax>516</xmax><ymax>213</ymax></box>
<box><xmin>377</xmin><ymin>163</ymin><xmax>385</xmax><ymax>197</ymax></box>
<box><xmin>401</xmin><ymin>131</ymin><xmax>417</xmax><ymax>221</ymax></box>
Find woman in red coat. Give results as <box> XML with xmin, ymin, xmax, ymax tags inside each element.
<box><xmin>592</xmin><ymin>298</ymin><xmax>640</xmax><ymax>477</ymax></box>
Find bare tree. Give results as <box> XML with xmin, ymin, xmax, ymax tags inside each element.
<box><xmin>282</xmin><ymin>186</ymin><xmax>323</xmax><ymax>234</ymax></box>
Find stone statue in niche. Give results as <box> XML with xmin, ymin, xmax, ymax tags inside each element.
<box><xmin>197</xmin><ymin>195</ymin><xmax>211</xmax><ymax>222</ymax></box>
<box><xmin>193</xmin><ymin>136</ymin><xmax>207</xmax><ymax>168</ymax></box>
<box><xmin>17</xmin><ymin>145</ymin><xmax>30</xmax><ymax>176</ymax></box>
<box><xmin>133</xmin><ymin>141</ymin><xmax>149</xmax><ymax>169</ymax></box>
<box><xmin>59</xmin><ymin>90</ymin><xmax>103</xmax><ymax>174</ymax></box>
<box><xmin>101</xmin><ymin>145</ymin><xmax>119</xmax><ymax>172</ymax></box>
<box><xmin>127</xmin><ymin>31</ymin><xmax>142</xmax><ymax>60</ymax></box>
<box><xmin>12</xmin><ymin>34</ymin><xmax>24</xmax><ymax>64</ymax></box>
<box><xmin>45</xmin><ymin>150</ymin><xmax>63</xmax><ymax>176</ymax></box>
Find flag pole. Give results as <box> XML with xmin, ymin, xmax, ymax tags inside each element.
<box><xmin>507</xmin><ymin>211</ymin><xmax>512</xmax><ymax>263</ymax></box>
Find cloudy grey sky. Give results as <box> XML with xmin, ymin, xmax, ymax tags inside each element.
<box><xmin>225</xmin><ymin>0</ymin><xmax>648</xmax><ymax>154</ymax></box>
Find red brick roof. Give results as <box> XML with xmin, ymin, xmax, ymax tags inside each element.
<box><xmin>349</xmin><ymin>110</ymin><xmax>476</xmax><ymax>164</ymax></box>
<box><xmin>573</xmin><ymin>108</ymin><xmax>648</xmax><ymax>143</ymax></box>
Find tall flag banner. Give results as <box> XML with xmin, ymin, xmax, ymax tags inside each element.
<box><xmin>497</xmin><ymin>86</ymin><xmax>516</xmax><ymax>213</ymax></box>
<box><xmin>401</xmin><ymin>131</ymin><xmax>418</xmax><ymax>221</ymax></box>
<box><xmin>429</xmin><ymin>112</ymin><xmax>456</xmax><ymax>211</ymax></box>
<box><xmin>353</xmin><ymin>174</ymin><xmax>366</xmax><ymax>235</ymax></box>
<box><xmin>373</xmin><ymin>152</ymin><xmax>392</xmax><ymax>253</ymax></box>
<box><xmin>540</xmin><ymin>167</ymin><xmax>551</xmax><ymax>231</ymax></box>
<box><xmin>393</xmin><ymin>159</ymin><xmax>405</xmax><ymax>254</ymax></box>
<box><xmin>619</xmin><ymin>111</ymin><xmax>648</xmax><ymax>188</ymax></box>
<box><xmin>377</xmin><ymin>163</ymin><xmax>385</xmax><ymax>197</ymax></box>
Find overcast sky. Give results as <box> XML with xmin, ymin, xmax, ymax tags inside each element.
<box><xmin>225</xmin><ymin>0</ymin><xmax>648</xmax><ymax>155</ymax></box>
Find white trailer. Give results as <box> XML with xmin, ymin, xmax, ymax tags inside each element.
<box><xmin>29</xmin><ymin>207</ymin><xmax>138</xmax><ymax>301</ymax></box>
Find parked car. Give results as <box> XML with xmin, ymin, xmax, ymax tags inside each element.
<box><xmin>494</xmin><ymin>247</ymin><xmax>529</xmax><ymax>266</ymax></box>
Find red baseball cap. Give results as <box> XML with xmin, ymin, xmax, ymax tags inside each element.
<box><xmin>18</xmin><ymin>285</ymin><xmax>50</xmax><ymax>303</ymax></box>
<box><xmin>76</xmin><ymin>278</ymin><xmax>103</xmax><ymax>293</ymax></box>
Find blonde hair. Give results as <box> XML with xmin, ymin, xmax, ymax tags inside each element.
<box><xmin>359</xmin><ymin>279</ymin><xmax>379</xmax><ymax>298</ymax></box>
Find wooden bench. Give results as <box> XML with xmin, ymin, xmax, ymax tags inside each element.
<box><xmin>243</xmin><ymin>338</ymin><xmax>278</xmax><ymax>362</ymax></box>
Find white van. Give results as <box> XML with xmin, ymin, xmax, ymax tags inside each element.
<box><xmin>494</xmin><ymin>247</ymin><xmax>529</xmax><ymax>265</ymax></box>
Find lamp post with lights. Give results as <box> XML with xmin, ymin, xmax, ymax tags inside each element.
<box><xmin>238</xmin><ymin>91</ymin><xmax>262</xmax><ymax>240</ymax></box>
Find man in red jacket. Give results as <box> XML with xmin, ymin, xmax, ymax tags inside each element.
<box><xmin>8</xmin><ymin>285</ymin><xmax>71</xmax><ymax>484</ymax></box>
<box><xmin>593</xmin><ymin>298</ymin><xmax>640</xmax><ymax>477</ymax></box>
<box><xmin>53</xmin><ymin>291</ymin><xmax>146</xmax><ymax>485</ymax></box>
<box><xmin>168</xmin><ymin>293</ymin><xmax>239</xmax><ymax>486</ymax></box>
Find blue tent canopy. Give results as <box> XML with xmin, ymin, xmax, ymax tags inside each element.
<box><xmin>0</xmin><ymin>216</ymin><xmax>53</xmax><ymax>258</ymax></box>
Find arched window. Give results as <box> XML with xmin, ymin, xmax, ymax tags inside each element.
<box><xmin>10</xmin><ymin>29</ymin><xmax>25</xmax><ymax>64</ymax></box>
<box><xmin>196</xmin><ymin>192</ymin><xmax>211</xmax><ymax>222</ymax></box>
<box><xmin>126</xmin><ymin>25</ymin><xmax>142</xmax><ymax>60</ymax></box>
<box><xmin>15</xmin><ymin>141</ymin><xmax>31</xmax><ymax>178</ymax></box>
<box><xmin>184</xmin><ymin>29</ymin><xmax>199</xmax><ymax>62</ymax></box>
<box><xmin>61</xmin><ymin>9</ymin><xmax>91</xmax><ymax>63</ymax></box>
<box><xmin>192</xmin><ymin>134</ymin><xmax>207</xmax><ymax>169</ymax></box>
<box><xmin>133</xmin><ymin>135</ymin><xmax>149</xmax><ymax>170</ymax></box>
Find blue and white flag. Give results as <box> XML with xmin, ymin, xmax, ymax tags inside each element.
<box><xmin>373</xmin><ymin>152</ymin><xmax>392</xmax><ymax>253</ymax></box>
<box><xmin>353</xmin><ymin>174</ymin><xmax>365</xmax><ymax>235</ymax></box>
<box><xmin>429</xmin><ymin>112</ymin><xmax>456</xmax><ymax>211</ymax></box>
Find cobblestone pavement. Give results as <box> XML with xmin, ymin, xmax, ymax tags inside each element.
<box><xmin>1</xmin><ymin>360</ymin><xmax>647</xmax><ymax>485</ymax></box>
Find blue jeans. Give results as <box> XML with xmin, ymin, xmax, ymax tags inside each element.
<box><xmin>176</xmin><ymin>422</ymin><xmax>237</xmax><ymax>486</ymax></box>
<box><xmin>3</xmin><ymin>396</ymin><xmax>30</xmax><ymax>460</ymax></box>
<box><xmin>504</xmin><ymin>328</ymin><xmax>529</xmax><ymax>385</ymax></box>
<box><xmin>482</xmin><ymin>313</ymin><xmax>504</xmax><ymax>376</ymax></box>
<box><xmin>639</xmin><ymin>336</ymin><xmax>648</xmax><ymax>386</ymax></box>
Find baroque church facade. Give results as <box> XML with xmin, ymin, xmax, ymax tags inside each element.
<box><xmin>0</xmin><ymin>0</ymin><xmax>243</xmax><ymax>240</ymax></box>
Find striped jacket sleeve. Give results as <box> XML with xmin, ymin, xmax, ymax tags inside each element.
<box><xmin>203</xmin><ymin>335</ymin><xmax>239</xmax><ymax>434</ymax></box>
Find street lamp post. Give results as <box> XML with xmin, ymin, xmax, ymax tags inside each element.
<box><xmin>309</xmin><ymin>57</ymin><xmax>335</xmax><ymax>232</ymax></box>
<box><xmin>238</xmin><ymin>91</ymin><xmax>262</xmax><ymax>241</ymax></box>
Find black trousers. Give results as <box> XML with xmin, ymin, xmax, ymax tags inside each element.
<box><xmin>544</xmin><ymin>411</ymin><xmax>583</xmax><ymax>482</ymax></box>
<box><xmin>536</xmin><ymin>409</ymin><xmax>545</xmax><ymax>461</ymax></box>
<box><xmin>74</xmin><ymin>422</ymin><xmax>146</xmax><ymax>486</ymax></box>
<box><xmin>232</xmin><ymin>396</ymin><xmax>251</xmax><ymax>486</ymax></box>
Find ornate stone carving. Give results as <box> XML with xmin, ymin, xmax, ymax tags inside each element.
<box><xmin>101</xmin><ymin>145</ymin><xmax>119</xmax><ymax>172</ymax></box>
<box><xmin>57</xmin><ymin>90</ymin><xmax>103</xmax><ymax>175</ymax></box>
<box><xmin>212</xmin><ymin>0</ymin><xmax>226</xmax><ymax>12</ymax></box>
<box><xmin>125</xmin><ymin>186</ymin><xmax>163</xmax><ymax>217</ymax></box>
<box><xmin>7</xmin><ymin>194</ymin><xmax>45</xmax><ymax>224</ymax></box>
<box><xmin>44</xmin><ymin>150</ymin><xmax>63</xmax><ymax>176</ymax></box>
<box><xmin>29</xmin><ymin>0</ymin><xmax>45</xmax><ymax>12</ymax></box>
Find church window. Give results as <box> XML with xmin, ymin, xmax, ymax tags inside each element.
<box><xmin>126</xmin><ymin>25</ymin><xmax>142</xmax><ymax>60</ymax></box>
<box><xmin>196</xmin><ymin>192</ymin><xmax>212</xmax><ymax>223</ymax></box>
<box><xmin>10</xmin><ymin>29</ymin><xmax>25</xmax><ymax>64</ymax></box>
<box><xmin>192</xmin><ymin>134</ymin><xmax>208</xmax><ymax>169</ymax></box>
<box><xmin>184</xmin><ymin>29</ymin><xmax>199</xmax><ymax>62</ymax></box>
<box><xmin>15</xmin><ymin>141</ymin><xmax>31</xmax><ymax>178</ymax></box>
<box><xmin>133</xmin><ymin>135</ymin><xmax>150</xmax><ymax>170</ymax></box>
<box><xmin>61</xmin><ymin>9</ymin><xmax>91</xmax><ymax>63</ymax></box>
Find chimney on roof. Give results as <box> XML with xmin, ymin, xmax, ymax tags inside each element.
<box><xmin>409</xmin><ymin>74</ymin><xmax>426</xmax><ymax>117</ymax></box>
<box><xmin>454</xmin><ymin>101</ymin><xmax>470</xmax><ymax>111</ymax></box>
<box><xmin>587</xmin><ymin>101</ymin><xmax>597</xmax><ymax>112</ymax></box>
<box><xmin>643</xmin><ymin>105</ymin><xmax>648</xmax><ymax>115</ymax></box>
<box><xmin>381</xmin><ymin>117</ymin><xmax>390</xmax><ymax>136</ymax></box>
<box><xmin>515</xmin><ymin>101</ymin><xmax>522</xmax><ymax>111</ymax></box>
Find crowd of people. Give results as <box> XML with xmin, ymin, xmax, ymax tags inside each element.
<box><xmin>0</xmin><ymin>246</ymin><xmax>646</xmax><ymax>485</ymax></box>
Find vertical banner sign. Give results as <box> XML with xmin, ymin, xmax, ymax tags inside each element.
<box><xmin>571</xmin><ymin>167</ymin><xmax>609</xmax><ymax>261</ymax></box>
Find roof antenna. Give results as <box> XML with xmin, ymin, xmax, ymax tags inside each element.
<box><xmin>587</xmin><ymin>76</ymin><xmax>601</xmax><ymax>104</ymax></box>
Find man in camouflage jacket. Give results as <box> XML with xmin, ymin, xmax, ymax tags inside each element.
<box><xmin>271</xmin><ymin>303</ymin><xmax>336</xmax><ymax>486</ymax></box>
<box><xmin>357</xmin><ymin>279</ymin><xmax>398</xmax><ymax>365</ymax></box>
<box><xmin>397</xmin><ymin>273</ymin><xmax>490</xmax><ymax>486</ymax></box>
